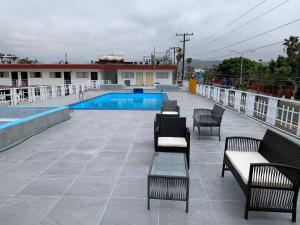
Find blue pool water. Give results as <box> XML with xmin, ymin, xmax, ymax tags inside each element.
<box><xmin>70</xmin><ymin>93</ymin><xmax>167</xmax><ymax>110</ymax></box>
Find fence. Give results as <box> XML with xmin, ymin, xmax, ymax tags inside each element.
<box><xmin>0</xmin><ymin>80</ymin><xmax>103</xmax><ymax>106</ymax></box>
<box><xmin>194</xmin><ymin>84</ymin><xmax>300</xmax><ymax>138</ymax></box>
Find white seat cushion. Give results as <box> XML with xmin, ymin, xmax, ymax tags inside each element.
<box><xmin>158</xmin><ymin>137</ymin><xmax>187</xmax><ymax>147</ymax></box>
<box><xmin>226</xmin><ymin>151</ymin><xmax>292</xmax><ymax>188</ymax></box>
<box><xmin>162</xmin><ymin>111</ymin><xmax>179</xmax><ymax>115</ymax></box>
<box><xmin>226</xmin><ymin>151</ymin><xmax>269</xmax><ymax>184</ymax></box>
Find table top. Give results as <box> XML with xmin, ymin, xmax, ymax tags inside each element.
<box><xmin>149</xmin><ymin>152</ymin><xmax>188</xmax><ymax>177</ymax></box>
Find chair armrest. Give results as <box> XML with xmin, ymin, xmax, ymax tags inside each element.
<box><xmin>225</xmin><ymin>137</ymin><xmax>261</xmax><ymax>152</ymax></box>
<box><xmin>185</xmin><ymin>127</ymin><xmax>190</xmax><ymax>142</ymax></box>
<box><xmin>154</xmin><ymin>126</ymin><xmax>159</xmax><ymax>150</ymax></box>
<box><xmin>194</xmin><ymin>108</ymin><xmax>212</xmax><ymax>116</ymax></box>
<box><xmin>176</xmin><ymin>106</ymin><xmax>180</xmax><ymax>113</ymax></box>
<box><xmin>248</xmin><ymin>163</ymin><xmax>300</xmax><ymax>189</ymax></box>
<box><xmin>198</xmin><ymin>114</ymin><xmax>222</xmax><ymax>123</ymax></box>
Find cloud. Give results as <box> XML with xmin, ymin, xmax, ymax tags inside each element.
<box><xmin>0</xmin><ymin>0</ymin><xmax>299</xmax><ymax>62</ymax></box>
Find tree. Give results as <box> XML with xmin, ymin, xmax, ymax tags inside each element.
<box><xmin>185</xmin><ymin>58</ymin><xmax>193</xmax><ymax>80</ymax></box>
<box><xmin>175</xmin><ymin>48</ymin><xmax>183</xmax><ymax>80</ymax></box>
<box><xmin>204</xmin><ymin>66</ymin><xmax>218</xmax><ymax>85</ymax></box>
<box><xmin>19</xmin><ymin>57</ymin><xmax>38</xmax><ymax>64</ymax></box>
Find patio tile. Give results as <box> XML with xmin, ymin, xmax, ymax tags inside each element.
<box><xmin>65</xmin><ymin>176</ymin><xmax>115</xmax><ymax>197</ymax></box>
<box><xmin>191</xmin><ymin>153</ymin><xmax>224</xmax><ymax>164</ymax></box>
<box><xmin>25</xmin><ymin>151</ymin><xmax>64</xmax><ymax>161</ymax></box>
<box><xmin>0</xmin><ymin>196</ymin><xmax>58</xmax><ymax>225</ymax></box>
<box><xmin>0</xmin><ymin>149</ymin><xmax>37</xmax><ymax>161</ymax></box>
<box><xmin>159</xmin><ymin>200</ymin><xmax>217</xmax><ymax>225</ymax></box>
<box><xmin>4</xmin><ymin>161</ymin><xmax>53</xmax><ymax>176</ymax></box>
<box><xmin>93</xmin><ymin>151</ymin><xmax>128</xmax><ymax>162</ymax></box>
<box><xmin>17</xmin><ymin>175</ymin><xmax>76</xmax><ymax>196</ymax></box>
<box><xmin>59</xmin><ymin>151</ymin><xmax>97</xmax><ymax>161</ymax></box>
<box><xmin>99</xmin><ymin>198</ymin><xmax>158</xmax><ymax>225</ymax></box>
<box><xmin>196</xmin><ymin>164</ymin><xmax>223</xmax><ymax>179</ymax></box>
<box><xmin>202</xmin><ymin>177</ymin><xmax>244</xmax><ymax>202</ymax></box>
<box><xmin>112</xmin><ymin>176</ymin><xmax>147</xmax><ymax>198</ymax></box>
<box><xmin>210</xmin><ymin>201</ymin><xmax>275</xmax><ymax>225</ymax></box>
<box><xmin>45</xmin><ymin>196</ymin><xmax>107</xmax><ymax>225</ymax></box>
<box><xmin>120</xmin><ymin>162</ymin><xmax>149</xmax><ymax>177</ymax></box>
<box><xmin>82</xmin><ymin>161</ymin><xmax>122</xmax><ymax>177</ymax></box>
<box><xmin>42</xmin><ymin>161</ymin><xmax>87</xmax><ymax>176</ymax></box>
<box><xmin>0</xmin><ymin>174</ymin><xmax>35</xmax><ymax>195</ymax></box>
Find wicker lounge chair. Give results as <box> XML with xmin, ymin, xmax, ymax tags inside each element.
<box><xmin>193</xmin><ymin>104</ymin><xmax>225</xmax><ymax>140</ymax></box>
<box><xmin>154</xmin><ymin>117</ymin><xmax>190</xmax><ymax>168</ymax></box>
<box><xmin>222</xmin><ymin>129</ymin><xmax>300</xmax><ymax>221</ymax></box>
<box><xmin>161</xmin><ymin>100</ymin><xmax>180</xmax><ymax>116</ymax></box>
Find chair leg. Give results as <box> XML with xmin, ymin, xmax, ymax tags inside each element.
<box><xmin>221</xmin><ymin>163</ymin><xmax>225</xmax><ymax>177</ymax></box>
<box><xmin>292</xmin><ymin>211</ymin><xmax>296</xmax><ymax>222</ymax></box>
<box><xmin>218</xmin><ymin>127</ymin><xmax>221</xmax><ymax>141</ymax></box>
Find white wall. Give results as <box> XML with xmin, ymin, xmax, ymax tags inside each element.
<box><xmin>117</xmin><ymin>70</ymin><xmax>173</xmax><ymax>86</ymax></box>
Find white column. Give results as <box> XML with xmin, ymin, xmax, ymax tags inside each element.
<box><xmin>39</xmin><ymin>87</ymin><xmax>45</xmax><ymax>100</ymax></box>
<box><xmin>61</xmin><ymin>85</ymin><xmax>65</xmax><ymax>97</ymax></box>
<box><xmin>234</xmin><ymin>91</ymin><xmax>242</xmax><ymax>112</ymax></box>
<box><xmin>245</xmin><ymin>93</ymin><xmax>256</xmax><ymax>117</ymax></box>
<box><xmin>75</xmin><ymin>84</ymin><xmax>80</xmax><ymax>94</ymax></box>
<box><xmin>224</xmin><ymin>89</ymin><xmax>229</xmax><ymax>106</ymax></box>
<box><xmin>216</xmin><ymin>88</ymin><xmax>220</xmax><ymax>103</ymax></box>
<box><xmin>266</xmin><ymin>97</ymin><xmax>278</xmax><ymax>125</ymax></box>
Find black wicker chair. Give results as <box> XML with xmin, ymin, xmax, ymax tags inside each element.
<box><xmin>154</xmin><ymin>117</ymin><xmax>190</xmax><ymax>168</ymax></box>
<box><xmin>222</xmin><ymin>129</ymin><xmax>300</xmax><ymax>222</ymax></box>
<box><xmin>193</xmin><ymin>104</ymin><xmax>225</xmax><ymax>140</ymax></box>
<box><xmin>161</xmin><ymin>100</ymin><xmax>180</xmax><ymax>116</ymax></box>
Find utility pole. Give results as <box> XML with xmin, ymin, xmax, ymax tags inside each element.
<box><xmin>176</xmin><ymin>33</ymin><xmax>193</xmax><ymax>79</ymax></box>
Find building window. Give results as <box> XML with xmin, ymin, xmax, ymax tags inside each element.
<box><xmin>50</xmin><ymin>72</ymin><xmax>62</xmax><ymax>78</ymax></box>
<box><xmin>30</xmin><ymin>72</ymin><xmax>42</xmax><ymax>78</ymax></box>
<box><xmin>156</xmin><ymin>72</ymin><xmax>168</xmax><ymax>79</ymax></box>
<box><xmin>0</xmin><ymin>72</ymin><xmax>9</xmax><ymax>78</ymax></box>
<box><xmin>121</xmin><ymin>72</ymin><xmax>134</xmax><ymax>78</ymax></box>
<box><xmin>76</xmin><ymin>72</ymin><xmax>89</xmax><ymax>78</ymax></box>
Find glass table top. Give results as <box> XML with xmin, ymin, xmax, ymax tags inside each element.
<box><xmin>150</xmin><ymin>152</ymin><xmax>187</xmax><ymax>177</ymax></box>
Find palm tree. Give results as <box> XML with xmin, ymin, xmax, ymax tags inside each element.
<box><xmin>186</xmin><ymin>58</ymin><xmax>193</xmax><ymax>80</ymax></box>
<box><xmin>283</xmin><ymin>36</ymin><xmax>300</xmax><ymax>59</ymax></box>
<box><xmin>175</xmin><ymin>48</ymin><xmax>183</xmax><ymax>80</ymax></box>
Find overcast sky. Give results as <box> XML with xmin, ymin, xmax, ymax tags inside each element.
<box><xmin>0</xmin><ymin>0</ymin><xmax>299</xmax><ymax>63</ymax></box>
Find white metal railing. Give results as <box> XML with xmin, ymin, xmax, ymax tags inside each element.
<box><xmin>0</xmin><ymin>80</ymin><xmax>102</xmax><ymax>106</ymax></box>
<box><xmin>195</xmin><ymin>84</ymin><xmax>300</xmax><ymax>138</ymax></box>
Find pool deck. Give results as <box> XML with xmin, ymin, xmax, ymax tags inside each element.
<box><xmin>0</xmin><ymin>91</ymin><xmax>299</xmax><ymax>225</ymax></box>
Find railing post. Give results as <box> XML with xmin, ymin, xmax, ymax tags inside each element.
<box><xmin>10</xmin><ymin>88</ymin><xmax>17</xmax><ymax>105</ymax></box>
<box><xmin>245</xmin><ymin>93</ymin><xmax>255</xmax><ymax>117</ymax></box>
<box><xmin>75</xmin><ymin>84</ymin><xmax>80</xmax><ymax>94</ymax></box>
<box><xmin>213</xmin><ymin>87</ymin><xmax>218</xmax><ymax>102</ymax></box>
<box><xmin>234</xmin><ymin>91</ymin><xmax>241</xmax><ymax>112</ymax></box>
<box><xmin>51</xmin><ymin>86</ymin><xmax>57</xmax><ymax>97</ymax></box>
<box><xmin>224</xmin><ymin>89</ymin><xmax>229</xmax><ymax>106</ymax></box>
<box><xmin>39</xmin><ymin>86</ymin><xmax>45</xmax><ymax>100</ymax></box>
<box><xmin>297</xmin><ymin>116</ymin><xmax>300</xmax><ymax>137</ymax></box>
<box><xmin>61</xmin><ymin>85</ymin><xmax>65</xmax><ymax>97</ymax></box>
<box><xmin>69</xmin><ymin>85</ymin><xmax>73</xmax><ymax>95</ymax></box>
<box><xmin>266</xmin><ymin>96</ymin><xmax>278</xmax><ymax>125</ymax></box>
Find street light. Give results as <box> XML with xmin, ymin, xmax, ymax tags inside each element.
<box><xmin>230</xmin><ymin>50</ymin><xmax>255</xmax><ymax>86</ymax></box>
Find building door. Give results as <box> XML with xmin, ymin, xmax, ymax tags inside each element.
<box><xmin>136</xmin><ymin>72</ymin><xmax>143</xmax><ymax>86</ymax></box>
<box><xmin>11</xmin><ymin>72</ymin><xmax>18</xmax><ymax>86</ymax></box>
<box><xmin>21</xmin><ymin>72</ymin><xmax>28</xmax><ymax>86</ymax></box>
<box><xmin>91</xmin><ymin>72</ymin><xmax>98</xmax><ymax>80</ymax></box>
<box><xmin>146</xmin><ymin>72</ymin><xmax>153</xmax><ymax>86</ymax></box>
<box><xmin>64</xmin><ymin>72</ymin><xmax>71</xmax><ymax>84</ymax></box>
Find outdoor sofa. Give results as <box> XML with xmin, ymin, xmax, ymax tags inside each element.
<box><xmin>154</xmin><ymin>117</ymin><xmax>190</xmax><ymax>168</ymax></box>
<box><xmin>193</xmin><ymin>104</ymin><xmax>225</xmax><ymax>140</ymax></box>
<box><xmin>221</xmin><ymin>129</ymin><xmax>300</xmax><ymax>221</ymax></box>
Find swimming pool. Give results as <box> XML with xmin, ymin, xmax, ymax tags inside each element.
<box><xmin>70</xmin><ymin>93</ymin><xmax>167</xmax><ymax>110</ymax></box>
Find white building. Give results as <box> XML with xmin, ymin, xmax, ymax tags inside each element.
<box><xmin>0</xmin><ymin>64</ymin><xmax>176</xmax><ymax>87</ymax></box>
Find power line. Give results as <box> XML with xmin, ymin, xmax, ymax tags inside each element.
<box><xmin>176</xmin><ymin>0</ymin><xmax>199</xmax><ymax>33</ymax></box>
<box><xmin>197</xmin><ymin>40</ymin><xmax>284</xmax><ymax>60</ymax></box>
<box><xmin>199</xmin><ymin>0</ymin><xmax>290</xmax><ymax>48</ymax></box>
<box><xmin>189</xmin><ymin>0</ymin><xmax>267</xmax><ymax>48</ymax></box>
<box><xmin>198</xmin><ymin>18</ymin><xmax>300</xmax><ymax>56</ymax></box>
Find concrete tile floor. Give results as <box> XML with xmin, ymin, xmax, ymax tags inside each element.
<box><xmin>0</xmin><ymin>91</ymin><xmax>298</xmax><ymax>225</ymax></box>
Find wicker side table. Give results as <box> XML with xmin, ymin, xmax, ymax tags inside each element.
<box><xmin>147</xmin><ymin>152</ymin><xmax>189</xmax><ymax>212</ymax></box>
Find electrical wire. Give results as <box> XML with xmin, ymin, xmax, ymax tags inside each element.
<box><xmin>198</xmin><ymin>18</ymin><xmax>300</xmax><ymax>56</ymax></box>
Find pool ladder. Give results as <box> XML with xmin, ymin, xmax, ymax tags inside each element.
<box><xmin>79</xmin><ymin>90</ymin><xmax>96</xmax><ymax>104</ymax></box>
